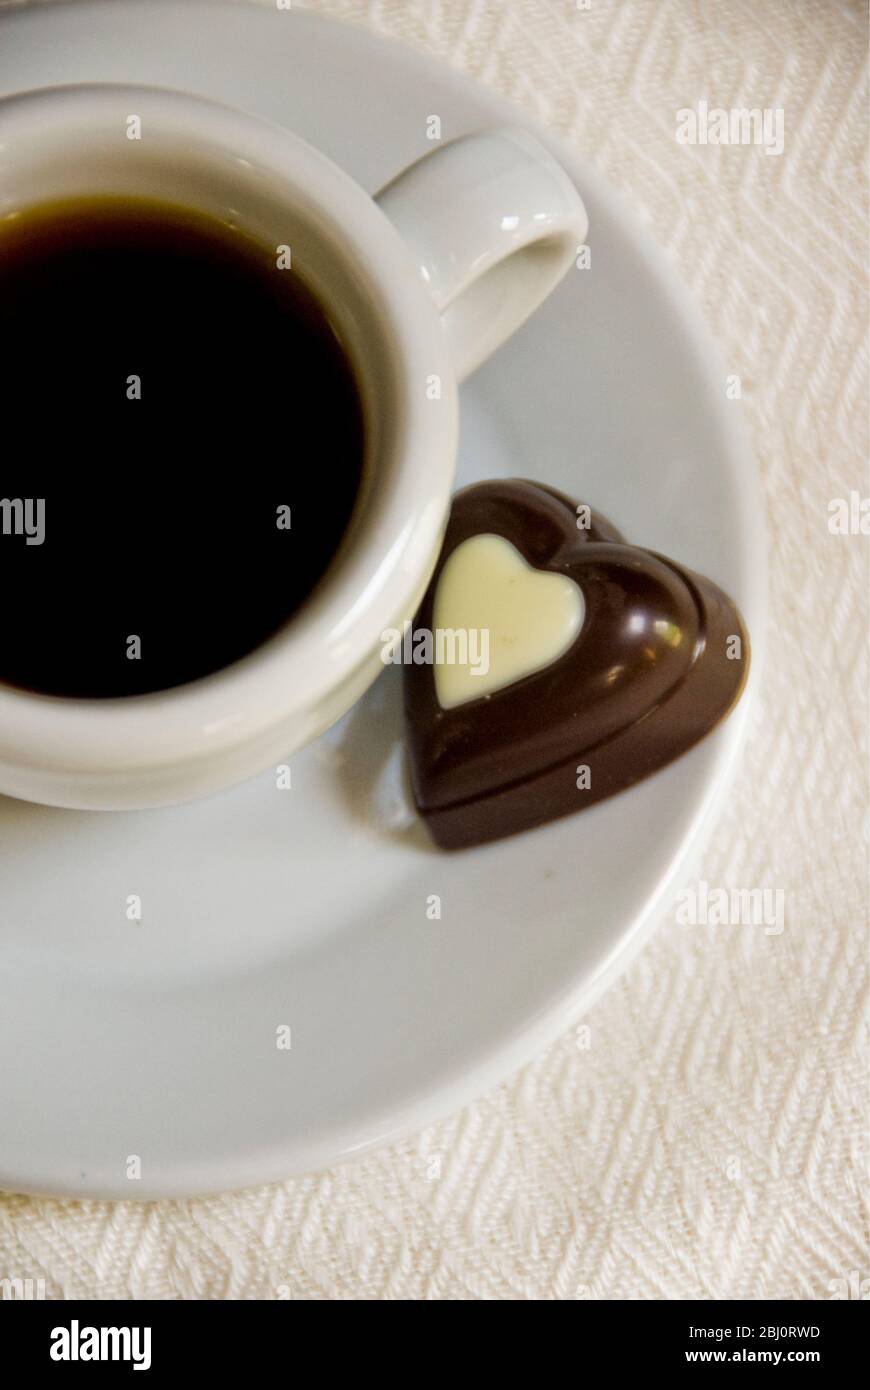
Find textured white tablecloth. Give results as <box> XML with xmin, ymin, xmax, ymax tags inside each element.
<box><xmin>1</xmin><ymin>0</ymin><xmax>867</xmax><ymax>1300</ymax></box>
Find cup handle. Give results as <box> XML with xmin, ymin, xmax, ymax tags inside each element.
<box><xmin>375</xmin><ymin>127</ymin><xmax>588</xmax><ymax>383</ymax></box>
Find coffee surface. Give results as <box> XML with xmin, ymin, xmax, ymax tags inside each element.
<box><xmin>0</xmin><ymin>198</ymin><xmax>365</xmax><ymax>697</ymax></box>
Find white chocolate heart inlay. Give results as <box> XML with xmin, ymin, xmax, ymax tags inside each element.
<box><xmin>432</xmin><ymin>533</ymin><xmax>584</xmax><ymax>709</ymax></box>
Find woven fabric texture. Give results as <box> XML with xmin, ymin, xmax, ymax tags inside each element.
<box><xmin>0</xmin><ymin>0</ymin><xmax>867</xmax><ymax>1299</ymax></box>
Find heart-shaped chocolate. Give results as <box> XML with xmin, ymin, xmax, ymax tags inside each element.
<box><xmin>404</xmin><ymin>479</ymin><xmax>749</xmax><ymax>849</ymax></box>
<box><xmin>433</xmin><ymin>533</ymin><xmax>585</xmax><ymax>707</ymax></box>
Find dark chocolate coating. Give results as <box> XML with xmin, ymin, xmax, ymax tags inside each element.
<box><xmin>404</xmin><ymin>479</ymin><xmax>749</xmax><ymax>849</ymax></box>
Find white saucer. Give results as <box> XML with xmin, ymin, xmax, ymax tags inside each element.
<box><xmin>0</xmin><ymin>0</ymin><xmax>765</xmax><ymax>1198</ymax></box>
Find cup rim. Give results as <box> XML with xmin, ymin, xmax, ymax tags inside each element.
<box><xmin>0</xmin><ymin>83</ymin><xmax>457</xmax><ymax>778</ymax></box>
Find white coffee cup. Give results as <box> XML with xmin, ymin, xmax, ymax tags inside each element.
<box><xmin>0</xmin><ymin>84</ymin><xmax>587</xmax><ymax>810</ymax></box>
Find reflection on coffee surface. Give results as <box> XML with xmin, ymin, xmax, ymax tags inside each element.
<box><xmin>0</xmin><ymin>198</ymin><xmax>365</xmax><ymax>697</ymax></box>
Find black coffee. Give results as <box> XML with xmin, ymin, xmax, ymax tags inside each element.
<box><xmin>0</xmin><ymin>197</ymin><xmax>365</xmax><ymax>697</ymax></box>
